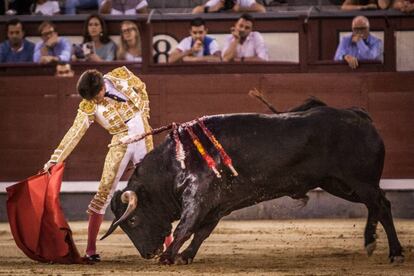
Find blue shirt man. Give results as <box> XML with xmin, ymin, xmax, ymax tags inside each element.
<box><xmin>334</xmin><ymin>16</ymin><xmax>382</xmax><ymax>69</ymax></box>
<box><xmin>0</xmin><ymin>19</ymin><xmax>35</xmax><ymax>63</ymax></box>
<box><xmin>33</xmin><ymin>21</ymin><xmax>71</xmax><ymax>64</ymax></box>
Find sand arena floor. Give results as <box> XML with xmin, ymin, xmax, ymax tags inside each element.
<box><xmin>0</xmin><ymin>219</ymin><xmax>413</xmax><ymax>275</ymax></box>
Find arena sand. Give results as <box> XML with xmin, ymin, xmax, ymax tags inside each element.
<box><xmin>0</xmin><ymin>219</ymin><xmax>413</xmax><ymax>275</ymax></box>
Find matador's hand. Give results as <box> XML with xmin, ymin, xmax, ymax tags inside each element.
<box><xmin>42</xmin><ymin>161</ymin><xmax>56</xmax><ymax>173</ymax></box>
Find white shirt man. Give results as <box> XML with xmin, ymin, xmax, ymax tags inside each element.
<box><xmin>33</xmin><ymin>0</ymin><xmax>60</xmax><ymax>15</ymax></box>
<box><xmin>99</xmin><ymin>0</ymin><xmax>148</xmax><ymax>14</ymax></box>
<box><xmin>176</xmin><ymin>37</ymin><xmax>220</xmax><ymax>58</ymax></box>
<box><xmin>169</xmin><ymin>18</ymin><xmax>221</xmax><ymax>63</ymax></box>
<box><xmin>193</xmin><ymin>0</ymin><xmax>266</xmax><ymax>13</ymax></box>
<box><xmin>222</xmin><ymin>14</ymin><xmax>269</xmax><ymax>62</ymax></box>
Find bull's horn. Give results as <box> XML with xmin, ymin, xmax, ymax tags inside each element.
<box><xmin>100</xmin><ymin>191</ymin><xmax>138</xmax><ymax>240</ymax></box>
<box><xmin>100</xmin><ymin>220</ymin><xmax>118</xmax><ymax>240</ymax></box>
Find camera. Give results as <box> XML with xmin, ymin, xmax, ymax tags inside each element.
<box><xmin>223</xmin><ymin>0</ymin><xmax>236</xmax><ymax>10</ymax></box>
<box><xmin>72</xmin><ymin>42</ymin><xmax>95</xmax><ymax>60</ymax></box>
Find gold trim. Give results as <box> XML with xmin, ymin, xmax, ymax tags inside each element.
<box><xmin>88</xmin><ymin>133</ymin><xmax>128</xmax><ymax>214</ymax></box>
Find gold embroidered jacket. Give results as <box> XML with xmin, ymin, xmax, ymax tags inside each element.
<box><xmin>48</xmin><ymin>66</ymin><xmax>151</xmax><ymax>164</ymax></box>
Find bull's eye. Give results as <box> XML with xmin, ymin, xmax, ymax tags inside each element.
<box><xmin>128</xmin><ymin>215</ymin><xmax>138</xmax><ymax>228</ymax></box>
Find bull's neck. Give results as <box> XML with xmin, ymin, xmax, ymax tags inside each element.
<box><xmin>155</xmin><ymin>183</ymin><xmax>182</xmax><ymax>223</ymax></box>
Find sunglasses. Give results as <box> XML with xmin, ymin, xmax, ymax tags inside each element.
<box><xmin>121</xmin><ymin>27</ymin><xmax>136</xmax><ymax>34</ymax></box>
<box><xmin>41</xmin><ymin>29</ymin><xmax>55</xmax><ymax>37</ymax></box>
<box><xmin>352</xmin><ymin>27</ymin><xmax>368</xmax><ymax>32</ymax></box>
<box><xmin>57</xmin><ymin>69</ymin><xmax>72</xmax><ymax>74</ymax></box>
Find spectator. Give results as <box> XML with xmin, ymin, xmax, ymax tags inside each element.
<box><xmin>80</xmin><ymin>13</ymin><xmax>116</xmax><ymax>62</ymax></box>
<box><xmin>193</xmin><ymin>0</ymin><xmax>266</xmax><ymax>14</ymax></box>
<box><xmin>169</xmin><ymin>18</ymin><xmax>221</xmax><ymax>64</ymax></box>
<box><xmin>5</xmin><ymin>0</ymin><xmax>32</xmax><ymax>15</ymax></box>
<box><xmin>341</xmin><ymin>0</ymin><xmax>384</xmax><ymax>10</ymax></box>
<box><xmin>99</xmin><ymin>0</ymin><xmax>148</xmax><ymax>14</ymax></box>
<box><xmin>334</xmin><ymin>16</ymin><xmax>382</xmax><ymax>69</ymax></box>
<box><xmin>64</xmin><ymin>0</ymin><xmax>99</xmax><ymax>15</ymax></box>
<box><xmin>117</xmin><ymin>21</ymin><xmax>142</xmax><ymax>62</ymax></box>
<box><xmin>32</xmin><ymin>0</ymin><xmax>60</xmax><ymax>15</ymax></box>
<box><xmin>0</xmin><ymin>19</ymin><xmax>35</xmax><ymax>63</ymax></box>
<box><xmin>55</xmin><ymin>61</ymin><xmax>75</xmax><ymax>77</ymax></box>
<box><xmin>393</xmin><ymin>0</ymin><xmax>414</xmax><ymax>12</ymax></box>
<box><xmin>34</xmin><ymin>21</ymin><xmax>71</xmax><ymax>64</ymax></box>
<box><xmin>222</xmin><ymin>14</ymin><xmax>269</xmax><ymax>62</ymax></box>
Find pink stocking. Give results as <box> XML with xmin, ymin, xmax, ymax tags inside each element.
<box><xmin>86</xmin><ymin>212</ymin><xmax>104</xmax><ymax>256</ymax></box>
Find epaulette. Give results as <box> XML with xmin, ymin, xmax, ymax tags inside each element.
<box><xmin>79</xmin><ymin>99</ymin><xmax>96</xmax><ymax>115</ymax></box>
<box><xmin>106</xmin><ymin>66</ymin><xmax>130</xmax><ymax>80</ymax></box>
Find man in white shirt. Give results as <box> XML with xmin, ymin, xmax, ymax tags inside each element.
<box><xmin>99</xmin><ymin>0</ymin><xmax>148</xmax><ymax>14</ymax></box>
<box><xmin>193</xmin><ymin>0</ymin><xmax>265</xmax><ymax>13</ymax></box>
<box><xmin>222</xmin><ymin>14</ymin><xmax>269</xmax><ymax>62</ymax></box>
<box><xmin>169</xmin><ymin>18</ymin><xmax>221</xmax><ymax>63</ymax></box>
<box><xmin>33</xmin><ymin>0</ymin><xmax>60</xmax><ymax>15</ymax></box>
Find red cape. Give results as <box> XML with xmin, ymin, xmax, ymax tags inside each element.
<box><xmin>6</xmin><ymin>163</ymin><xmax>83</xmax><ymax>264</ymax></box>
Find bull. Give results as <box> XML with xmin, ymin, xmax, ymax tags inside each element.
<box><xmin>101</xmin><ymin>99</ymin><xmax>404</xmax><ymax>264</ymax></box>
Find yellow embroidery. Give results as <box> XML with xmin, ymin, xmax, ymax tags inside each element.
<box><xmin>88</xmin><ymin>133</ymin><xmax>128</xmax><ymax>214</ymax></box>
<box><xmin>49</xmin><ymin>108</ymin><xmax>94</xmax><ymax>163</ymax></box>
<box><xmin>104</xmin><ymin>66</ymin><xmax>150</xmax><ymax>119</ymax></box>
<box><xmin>79</xmin><ymin>99</ymin><xmax>96</xmax><ymax>116</ymax></box>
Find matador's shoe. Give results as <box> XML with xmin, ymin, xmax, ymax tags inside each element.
<box><xmin>83</xmin><ymin>254</ymin><xmax>101</xmax><ymax>263</ymax></box>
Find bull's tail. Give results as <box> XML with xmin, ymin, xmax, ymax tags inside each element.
<box><xmin>248</xmin><ymin>89</ymin><xmax>327</xmax><ymax>114</ymax></box>
<box><xmin>347</xmin><ymin>107</ymin><xmax>373</xmax><ymax>122</ymax></box>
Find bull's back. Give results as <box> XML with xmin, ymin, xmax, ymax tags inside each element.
<box><xmin>203</xmin><ymin>107</ymin><xmax>384</xmax><ymax>190</ymax></box>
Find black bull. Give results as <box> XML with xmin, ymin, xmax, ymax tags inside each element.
<box><xmin>102</xmin><ymin>101</ymin><xmax>404</xmax><ymax>264</ymax></box>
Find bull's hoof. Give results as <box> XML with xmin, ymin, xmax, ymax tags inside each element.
<box><xmin>159</xmin><ymin>254</ymin><xmax>174</xmax><ymax>265</ymax></box>
<box><xmin>174</xmin><ymin>254</ymin><xmax>193</xmax><ymax>265</ymax></box>
<box><xmin>390</xmin><ymin>255</ymin><xmax>404</xmax><ymax>264</ymax></box>
<box><xmin>365</xmin><ymin>241</ymin><xmax>377</xmax><ymax>256</ymax></box>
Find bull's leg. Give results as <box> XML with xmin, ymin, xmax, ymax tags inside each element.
<box><xmin>175</xmin><ymin>218</ymin><xmax>220</xmax><ymax>265</ymax></box>
<box><xmin>376</xmin><ymin>191</ymin><xmax>404</xmax><ymax>263</ymax></box>
<box><xmin>321</xmin><ymin>182</ymin><xmax>378</xmax><ymax>255</ymax></box>
<box><xmin>355</xmin><ymin>186</ymin><xmax>404</xmax><ymax>262</ymax></box>
<box><xmin>364</xmin><ymin>208</ymin><xmax>379</xmax><ymax>256</ymax></box>
<box><xmin>159</xmin><ymin>199</ymin><xmax>210</xmax><ymax>265</ymax></box>
<box><xmin>159</xmin><ymin>214</ymin><xmax>196</xmax><ymax>264</ymax></box>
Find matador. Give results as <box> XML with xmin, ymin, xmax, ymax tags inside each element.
<box><xmin>43</xmin><ymin>66</ymin><xmax>155</xmax><ymax>262</ymax></box>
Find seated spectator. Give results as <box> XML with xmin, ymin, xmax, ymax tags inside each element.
<box><xmin>55</xmin><ymin>61</ymin><xmax>74</xmax><ymax>77</ymax></box>
<box><xmin>193</xmin><ymin>0</ymin><xmax>266</xmax><ymax>13</ymax></box>
<box><xmin>99</xmin><ymin>0</ymin><xmax>148</xmax><ymax>14</ymax></box>
<box><xmin>169</xmin><ymin>18</ymin><xmax>221</xmax><ymax>64</ymax></box>
<box><xmin>117</xmin><ymin>21</ymin><xmax>142</xmax><ymax>62</ymax></box>
<box><xmin>34</xmin><ymin>21</ymin><xmax>71</xmax><ymax>64</ymax></box>
<box><xmin>32</xmin><ymin>0</ymin><xmax>60</xmax><ymax>15</ymax></box>
<box><xmin>222</xmin><ymin>14</ymin><xmax>269</xmax><ymax>62</ymax></box>
<box><xmin>0</xmin><ymin>19</ymin><xmax>35</xmax><ymax>63</ymax></box>
<box><xmin>334</xmin><ymin>16</ymin><xmax>382</xmax><ymax>69</ymax></box>
<box><xmin>4</xmin><ymin>0</ymin><xmax>32</xmax><ymax>15</ymax></box>
<box><xmin>341</xmin><ymin>0</ymin><xmax>391</xmax><ymax>10</ymax></box>
<box><xmin>78</xmin><ymin>13</ymin><xmax>116</xmax><ymax>62</ymax></box>
<box><xmin>393</xmin><ymin>0</ymin><xmax>414</xmax><ymax>12</ymax></box>
<box><xmin>64</xmin><ymin>0</ymin><xmax>99</xmax><ymax>14</ymax></box>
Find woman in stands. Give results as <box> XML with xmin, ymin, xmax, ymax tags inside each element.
<box><xmin>117</xmin><ymin>21</ymin><xmax>142</xmax><ymax>62</ymax></box>
<box><xmin>81</xmin><ymin>13</ymin><xmax>117</xmax><ymax>61</ymax></box>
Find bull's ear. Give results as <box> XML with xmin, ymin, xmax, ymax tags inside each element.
<box><xmin>110</xmin><ymin>190</ymin><xmax>123</xmax><ymax>214</ymax></box>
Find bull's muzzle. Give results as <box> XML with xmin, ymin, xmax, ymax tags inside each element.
<box><xmin>100</xmin><ymin>190</ymin><xmax>138</xmax><ymax>240</ymax></box>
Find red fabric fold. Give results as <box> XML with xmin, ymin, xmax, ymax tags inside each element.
<box><xmin>6</xmin><ymin>163</ymin><xmax>83</xmax><ymax>264</ymax></box>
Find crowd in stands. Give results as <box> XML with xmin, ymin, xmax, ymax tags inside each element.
<box><xmin>0</xmin><ymin>13</ymin><xmax>144</xmax><ymax>64</ymax></box>
<box><xmin>1</xmin><ymin>0</ymin><xmax>413</xmax><ymax>15</ymax></box>
<box><xmin>0</xmin><ymin>0</ymin><xmax>411</xmax><ymax>70</ymax></box>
